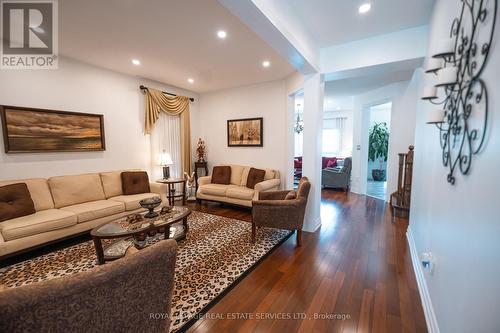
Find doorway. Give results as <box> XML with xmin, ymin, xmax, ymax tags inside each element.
<box><xmin>366</xmin><ymin>102</ymin><xmax>391</xmax><ymax>200</ymax></box>
<box><xmin>293</xmin><ymin>92</ymin><xmax>304</xmax><ymax>188</ymax></box>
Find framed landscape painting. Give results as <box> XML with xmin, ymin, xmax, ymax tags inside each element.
<box><xmin>227</xmin><ymin>117</ymin><xmax>263</xmax><ymax>147</ymax></box>
<box><xmin>1</xmin><ymin>105</ymin><xmax>105</xmax><ymax>153</ymax></box>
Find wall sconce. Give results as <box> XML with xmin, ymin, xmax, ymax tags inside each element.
<box><xmin>425</xmin><ymin>58</ymin><xmax>443</xmax><ymax>74</ymax></box>
<box><xmin>420</xmin><ymin>0</ymin><xmax>496</xmax><ymax>185</ymax></box>
<box><xmin>421</xmin><ymin>86</ymin><xmax>438</xmax><ymax>100</ymax></box>
<box><xmin>425</xmin><ymin>109</ymin><xmax>445</xmax><ymax>124</ymax></box>
<box><xmin>432</xmin><ymin>38</ymin><xmax>455</xmax><ymax>58</ymax></box>
<box><xmin>435</xmin><ymin>67</ymin><xmax>458</xmax><ymax>87</ymax></box>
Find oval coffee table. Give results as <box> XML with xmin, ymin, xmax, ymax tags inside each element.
<box><xmin>91</xmin><ymin>206</ymin><xmax>191</xmax><ymax>264</ymax></box>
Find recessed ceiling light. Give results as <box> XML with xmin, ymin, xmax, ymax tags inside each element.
<box><xmin>262</xmin><ymin>60</ymin><xmax>271</xmax><ymax>67</ymax></box>
<box><xmin>359</xmin><ymin>3</ymin><xmax>371</xmax><ymax>14</ymax></box>
<box><xmin>132</xmin><ymin>59</ymin><xmax>141</xmax><ymax>66</ymax></box>
<box><xmin>187</xmin><ymin>78</ymin><xmax>194</xmax><ymax>84</ymax></box>
<box><xmin>217</xmin><ymin>30</ymin><xmax>227</xmax><ymax>39</ymax></box>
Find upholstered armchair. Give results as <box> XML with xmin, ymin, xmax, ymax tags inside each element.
<box><xmin>0</xmin><ymin>240</ymin><xmax>178</xmax><ymax>333</ymax></box>
<box><xmin>321</xmin><ymin>157</ymin><xmax>352</xmax><ymax>191</ymax></box>
<box><xmin>252</xmin><ymin>177</ymin><xmax>311</xmax><ymax>246</ymax></box>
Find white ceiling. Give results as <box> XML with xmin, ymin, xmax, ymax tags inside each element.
<box><xmin>59</xmin><ymin>0</ymin><xmax>295</xmax><ymax>93</ymax></box>
<box><xmin>287</xmin><ymin>0</ymin><xmax>435</xmax><ymax>47</ymax></box>
<box><xmin>295</xmin><ymin>68</ymin><xmax>414</xmax><ymax>111</ymax></box>
<box><xmin>324</xmin><ymin>68</ymin><xmax>415</xmax><ymax>97</ymax></box>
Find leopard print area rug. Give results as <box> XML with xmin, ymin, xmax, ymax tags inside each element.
<box><xmin>0</xmin><ymin>211</ymin><xmax>292</xmax><ymax>332</ymax></box>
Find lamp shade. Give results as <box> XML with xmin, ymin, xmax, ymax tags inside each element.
<box><xmin>158</xmin><ymin>151</ymin><xmax>173</xmax><ymax>166</ymax></box>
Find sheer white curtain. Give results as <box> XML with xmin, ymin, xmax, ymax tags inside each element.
<box><xmin>322</xmin><ymin>117</ymin><xmax>346</xmax><ymax>156</ymax></box>
<box><xmin>150</xmin><ymin>113</ymin><xmax>182</xmax><ymax>180</ymax></box>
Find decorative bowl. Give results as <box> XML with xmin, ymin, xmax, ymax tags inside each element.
<box><xmin>139</xmin><ymin>197</ymin><xmax>162</xmax><ymax>218</ymax></box>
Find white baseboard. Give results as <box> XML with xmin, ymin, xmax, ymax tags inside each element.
<box><xmin>407</xmin><ymin>227</ymin><xmax>440</xmax><ymax>333</ymax></box>
<box><xmin>303</xmin><ymin>216</ymin><xmax>321</xmax><ymax>233</ymax></box>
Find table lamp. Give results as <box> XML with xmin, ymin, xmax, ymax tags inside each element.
<box><xmin>158</xmin><ymin>150</ymin><xmax>173</xmax><ymax>179</ymax></box>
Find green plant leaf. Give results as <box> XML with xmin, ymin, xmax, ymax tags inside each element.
<box><xmin>368</xmin><ymin>122</ymin><xmax>389</xmax><ymax>162</ymax></box>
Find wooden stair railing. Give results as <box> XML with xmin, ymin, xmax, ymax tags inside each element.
<box><xmin>390</xmin><ymin>145</ymin><xmax>414</xmax><ymax>218</ymax></box>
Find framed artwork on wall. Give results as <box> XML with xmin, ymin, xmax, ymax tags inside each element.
<box><xmin>0</xmin><ymin>105</ymin><xmax>106</xmax><ymax>153</ymax></box>
<box><xmin>227</xmin><ymin>117</ymin><xmax>263</xmax><ymax>147</ymax></box>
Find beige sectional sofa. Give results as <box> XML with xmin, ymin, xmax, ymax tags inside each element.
<box><xmin>196</xmin><ymin>165</ymin><xmax>280</xmax><ymax>207</ymax></box>
<box><xmin>0</xmin><ymin>171</ymin><xmax>167</xmax><ymax>258</ymax></box>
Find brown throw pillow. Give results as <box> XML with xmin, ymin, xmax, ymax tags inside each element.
<box><xmin>246</xmin><ymin>168</ymin><xmax>266</xmax><ymax>189</ymax></box>
<box><xmin>121</xmin><ymin>171</ymin><xmax>150</xmax><ymax>195</ymax></box>
<box><xmin>285</xmin><ymin>190</ymin><xmax>297</xmax><ymax>200</ymax></box>
<box><xmin>211</xmin><ymin>166</ymin><xmax>231</xmax><ymax>185</ymax></box>
<box><xmin>0</xmin><ymin>183</ymin><xmax>36</xmax><ymax>222</ymax></box>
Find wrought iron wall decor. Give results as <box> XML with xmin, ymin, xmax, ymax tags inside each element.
<box><xmin>421</xmin><ymin>0</ymin><xmax>497</xmax><ymax>185</ymax></box>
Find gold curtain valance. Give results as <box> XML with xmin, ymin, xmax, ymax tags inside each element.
<box><xmin>144</xmin><ymin>87</ymin><xmax>192</xmax><ymax>173</ymax></box>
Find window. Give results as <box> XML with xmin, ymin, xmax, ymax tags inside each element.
<box><xmin>294</xmin><ymin>131</ymin><xmax>303</xmax><ymax>157</ymax></box>
<box><xmin>322</xmin><ymin>129</ymin><xmax>341</xmax><ymax>156</ymax></box>
<box><xmin>322</xmin><ymin>117</ymin><xmax>346</xmax><ymax>156</ymax></box>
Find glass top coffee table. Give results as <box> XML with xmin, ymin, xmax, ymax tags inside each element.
<box><xmin>90</xmin><ymin>206</ymin><xmax>191</xmax><ymax>264</ymax></box>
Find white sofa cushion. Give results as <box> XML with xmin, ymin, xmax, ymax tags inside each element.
<box><xmin>100</xmin><ymin>171</ymin><xmax>124</xmax><ymax>198</ymax></box>
<box><xmin>230</xmin><ymin>165</ymin><xmax>245</xmax><ymax>185</ymax></box>
<box><xmin>49</xmin><ymin>173</ymin><xmax>106</xmax><ymax>208</ymax></box>
<box><xmin>109</xmin><ymin>193</ymin><xmax>160</xmax><ymax>211</ymax></box>
<box><xmin>226</xmin><ymin>186</ymin><xmax>255</xmax><ymax>201</ymax></box>
<box><xmin>0</xmin><ymin>209</ymin><xmax>77</xmax><ymax>241</ymax></box>
<box><xmin>240</xmin><ymin>167</ymin><xmax>250</xmax><ymax>186</ymax></box>
<box><xmin>264</xmin><ymin>168</ymin><xmax>275</xmax><ymax>180</ymax></box>
<box><xmin>199</xmin><ymin>184</ymin><xmax>235</xmax><ymax>197</ymax></box>
<box><xmin>0</xmin><ymin>178</ymin><xmax>54</xmax><ymax>211</ymax></box>
<box><xmin>60</xmin><ymin>200</ymin><xmax>124</xmax><ymax>223</ymax></box>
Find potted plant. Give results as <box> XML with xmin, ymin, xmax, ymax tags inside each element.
<box><xmin>368</xmin><ymin>122</ymin><xmax>389</xmax><ymax>181</ymax></box>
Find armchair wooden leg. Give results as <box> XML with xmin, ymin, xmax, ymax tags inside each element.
<box><xmin>296</xmin><ymin>229</ymin><xmax>302</xmax><ymax>247</ymax></box>
<box><xmin>251</xmin><ymin>223</ymin><xmax>256</xmax><ymax>243</ymax></box>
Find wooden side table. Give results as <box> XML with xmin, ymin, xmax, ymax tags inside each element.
<box><xmin>156</xmin><ymin>178</ymin><xmax>186</xmax><ymax>206</ymax></box>
<box><xmin>194</xmin><ymin>161</ymin><xmax>209</xmax><ymax>192</ymax></box>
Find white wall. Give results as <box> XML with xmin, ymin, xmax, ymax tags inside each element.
<box><xmin>409</xmin><ymin>1</ymin><xmax>500</xmax><ymax>332</ymax></box>
<box><xmin>351</xmin><ymin>73</ymin><xmax>420</xmax><ymax>200</ymax></box>
<box><xmin>0</xmin><ymin>57</ymin><xmax>198</xmax><ymax>180</ymax></box>
<box><xmin>198</xmin><ymin>80</ymin><xmax>287</xmax><ymax>185</ymax></box>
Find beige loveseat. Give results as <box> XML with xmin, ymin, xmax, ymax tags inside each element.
<box><xmin>196</xmin><ymin>165</ymin><xmax>280</xmax><ymax>207</ymax></box>
<box><xmin>0</xmin><ymin>171</ymin><xmax>167</xmax><ymax>259</ymax></box>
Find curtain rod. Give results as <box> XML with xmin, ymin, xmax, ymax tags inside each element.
<box><xmin>139</xmin><ymin>85</ymin><xmax>195</xmax><ymax>102</ymax></box>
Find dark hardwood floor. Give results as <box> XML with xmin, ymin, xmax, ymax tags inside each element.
<box><xmin>186</xmin><ymin>189</ymin><xmax>427</xmax><ymax>333</ymax></box>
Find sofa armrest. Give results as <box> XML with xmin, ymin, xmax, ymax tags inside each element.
<box><xmin>254</xmin><ymin>179</ymin><xmax>280</xmax><ymax>192</ymax></box>
<box><xmin>149</xmin><ymin>182</ymin><xmax>168</xmax><ymax>204</ymax></box>
<box><xmin>149</xmin><ymin>182</ymin><xmax>167</xmax><ymax>194</ymax></box>
<box><xmin>197</xmin><ymin>176</ymin><xmax>212</xmax><ymax>186</ymax></box>
<box><xmin>253</xmin><ymin>199</ymin><xmax>299</xmax><ymax>208</ymax></box>
<box><xmin>258</xmin><ymin>190</ymin><xmax>291</xmax><ymax>200</ymax></box>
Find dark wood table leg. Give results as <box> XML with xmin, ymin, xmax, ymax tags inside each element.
<box><xmin>164</xmin><ymin>225</ymin><xmax>171</xmax><ymax>239</ymax></box>
<box><xmin>183</xmin><ymin>217</ymin><xmax>189</xmax><ymax>232</ymax></box>
<box><xmin>168</xmin><ymin>183</ymin><xmax>174</xmax><ymax>206</ymax></box>
<box><xmin>182</xmin><ymin>181</ymin><xmax>186</xmax><ymax>205</ymax></box>
<box><xmin>92</xmin><ymin>237</ymin><xmax>105</xmax><ymax>265</ymax></box>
